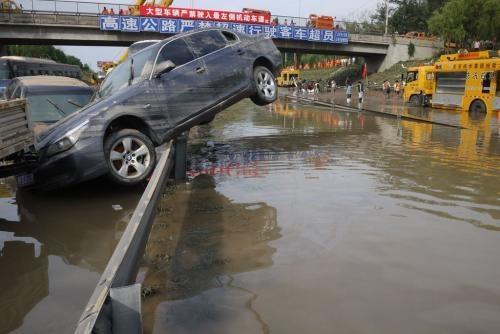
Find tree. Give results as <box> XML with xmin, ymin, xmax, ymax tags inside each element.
<box><xmin>371</xmin><ymin>0</ymin><xmax>450</xmax><ymax>34</ymax></box>
<box><xmin>428</xmin><ymin>0</ymin><xmax>500</xmax><ymax>46</ymax></box>
<box><xmin>408</xmin><ymin>42</ymin><xmax>416</xmax><ymax>58</ymax></box>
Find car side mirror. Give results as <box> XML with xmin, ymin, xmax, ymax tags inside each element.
<box><xmin>154</xmin><ymin>60</ymin><xmax>176</xmax><ymax>78</ymax></box>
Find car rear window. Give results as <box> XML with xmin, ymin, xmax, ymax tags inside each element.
<box><xmin>186</xmin><ymin>30</ymin><xmax>227</xmax><ymax>58</ymax></box>
<box><xmin>156</xmin><ymin>38</ymin><xmax>195</xmax><ymax>69</ymax></box>
<box><xmin>26</xmin><ymin>90</ymin><xmax>92</xmax><ymax>123</ymax></box>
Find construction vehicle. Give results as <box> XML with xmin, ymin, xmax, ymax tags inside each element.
<box><xmin>242</xmin><ymin>8</ymin><xmax>271</xmax><ymax>17</ymax></box>
<box><xmin>309</xmin><ymin>14</ymin><xmax>334</xmax><ymax>30</ymax></box>
<box><xmin>99</xmin><ymin>40</ymin><xmax>161</xmax><ymax>77</ymax></box>
<box><xmin>404</xmin><ymin>31</ymin><xmax>438</xmax><ymax>41</ymax></box>
<box><xmin>129</xmin><ymin>0</ymin><xmax>173</xmax><ymax>15</ymax></box>
<box><xmin>431</xmin><ymin>50</ymin><xmax>499</xmax><ymax>113</ymax></box>
<box><xmin>403</xmin><ymin>65</ymin><xmax>435</xmax><ymax>106</ymax></box>
<box><xmin>277</xmin><ymin>69</ymin><xmax>300</xmax><ymax>87</ymax></box>
<box><xmin>0</xmin><ymin>0</ymin><xmax>21</xmax><ymax>13</ymax></box>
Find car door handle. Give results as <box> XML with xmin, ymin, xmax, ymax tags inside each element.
<box><xmin>143</xmin><ymin>103</ymin><xmax>151</xmax><ymax>109</ymax></box>
<box><xmin>195</xmin><ymin>67</ymin><xmax>205</xmax><ymax>74</ymax></box>
<box><xmin>237</xmin><ymin>49</ymin><xmax>245</xmax><ymax>55</ymax></box>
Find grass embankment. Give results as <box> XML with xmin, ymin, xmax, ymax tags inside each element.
<box><xmin>367</xmin><ymin>59</ymin><xmax>431</xmax><ymax>86</ymax></box>
<box><xmin>299</xmin><ymin>65</ymin><xmax>362</xmax><ymax>84</ymax></box>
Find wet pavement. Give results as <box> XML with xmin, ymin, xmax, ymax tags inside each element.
<box><xmin>0</xmin><ymin>179</ymin><xmax>143</xmax><ymax>333</ymax></box>
<box><xmin>141</xmin><ymin>97</ymin><xmax>500</xmax><ymax>334</ymax></box>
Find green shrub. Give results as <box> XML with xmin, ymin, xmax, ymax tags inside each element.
<box><xmin>329</xmin><ymin>65</ymin><xmax>362</xmax><ymax>85</ymax></box>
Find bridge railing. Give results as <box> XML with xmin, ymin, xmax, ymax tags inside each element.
<box><xmin>2</xmin><ymin>0</ymin><xmax>386</xmax><ymax>35</ymax></box>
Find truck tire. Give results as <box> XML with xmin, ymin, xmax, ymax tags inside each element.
<box><xmin>409</xmin><ymin>95</ymin><xmax>420</xmax><ymax>107</ymax></box>
<box><xmin>469</xmin><ymin>99</ymin><xmax>486</xmax><ymax>113</ymax></box>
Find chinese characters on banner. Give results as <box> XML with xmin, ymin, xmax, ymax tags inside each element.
<box><xmin>139</xmin><ymin>6</ymin><xmax>271</xmax><ymax>25</ymax></box>
<box><xmin>99</xmin><ymin>16</ymin><xmax>349</xmax><ymax>44</ymax></box>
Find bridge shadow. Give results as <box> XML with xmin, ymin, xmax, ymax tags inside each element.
<box><xmin>142</xmin><ymin>174</ymin><xmax>281</xmax><ymax>333</ymax></box>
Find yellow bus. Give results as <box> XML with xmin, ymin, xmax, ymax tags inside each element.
<box><xmin>277</xmin><ymin>69</ymin><xmax>300</xmax><ymax>87</ymax></box>
<box><xmin>403</xmin><ymin>65</ymin><xmax>435</xmax><ymax>106</ymax></box>
<box><xmin>432</xmin><ymin>50</ymin><xmax>499</xmax><ymax>113</ymax></box>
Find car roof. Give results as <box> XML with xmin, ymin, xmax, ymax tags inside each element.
<box><xmin>14</xmin><ymin>76</ymin><xmax>90</xmax><ymax>88</ymax></box>
<box><xmin>0</xmin><ymin>56</ymin><xmax>57</xmax><ymax>64</ymax></box>
<box><xmin>154</xmin><ymin>28</ymin><xmax>244</xmax><ymax>49</ymax></box>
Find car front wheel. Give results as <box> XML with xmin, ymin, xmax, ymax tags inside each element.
<box><xmin>104</xmin><ymin>129</ymin><xmax>156</xmax><ymax>186</ymax></box>
<box><xmin>251</xmin><ymin>66</ymin><xmax>277</xmax><ymax>106</ymax></box>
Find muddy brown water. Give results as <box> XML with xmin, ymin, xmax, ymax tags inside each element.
<box><xmin>0</xmin><ymin>97</ymin><xmax>498</xmax><ymax>334</ymax></box>
<box><xmin>0</xmin><ymin>180</ymin><xmax>143</xmax><ymax>333</ymax></box>
<box><xmin>141</xmin><ymin>98</ymin><xmax>500</xmax><ymax>334</ymax></box>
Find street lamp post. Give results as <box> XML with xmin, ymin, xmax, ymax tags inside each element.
<box><xmin>298</xmin><ymin>0</ymin><xmax>301</xmax><ymax>22</ymax></box>
<box><xmin>385</xmin><ymin>0</ymin><xmax>389</xmax><ymax>35</ymax></box>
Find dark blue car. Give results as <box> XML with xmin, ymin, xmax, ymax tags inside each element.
<box><xmin>33</xmin><ymin>28</ymin><xmax>282</xmax><ymax>189</ymax></box>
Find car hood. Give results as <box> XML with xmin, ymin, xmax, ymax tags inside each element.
<box><xmin>35</xmin><ymin>98</ymin><xmax>103</xmax><ymax>150</ymax></box>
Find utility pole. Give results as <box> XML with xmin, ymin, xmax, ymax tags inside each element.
<box><xmin>384</xmin><ymin>0</ymin><xmax>389</xmax><ymax>35</ymax></box>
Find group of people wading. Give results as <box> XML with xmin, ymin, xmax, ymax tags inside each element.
<box><xmin>292</xmin><ymin>77</ymin><xmax>366</xmax><ymax>108</ymax></box>
<box><xmin>343</xmin><ymin>77</ymin><xmax>365</xmax><ymax>106</ymax></box>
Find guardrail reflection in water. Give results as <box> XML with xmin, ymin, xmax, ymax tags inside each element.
<box><xmin>1</xmin><ymin>0</ymin><xmax>385</xmax><ymax>34</ymax></box>
<box><xmin>75</xmin><ymin>142</ymin><xmax>173</xmax><ymax>334</ymax></box>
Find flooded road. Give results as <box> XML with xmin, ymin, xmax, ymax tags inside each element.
<box><xmin>0</xmin><ymin>180</ymin><xmax>142</xmax><ymax>333</ymax></box>
<box><xmin>141</xmin><ymin>98</ymin><xmax>500</xmax><ymax>334</ymax></box>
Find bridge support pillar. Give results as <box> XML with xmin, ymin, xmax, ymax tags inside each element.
<box><xmin>294</xmin><ymin>53</ymin><xmax>302</xmax><ymax>69</ymax></box>
<box><xmin>173</xmin><ymin>131</ymin><xmax>189</xmax><ymax>181</ymax></box>
<box><xmin>0</xmin><ymin>44</ymin><xmax>7</xmax><ymax>56</ymax></box>
<box><xmin>364</xmin><ymin>54</ymin><xmax>386</xmax><ymax>74</ymax></box>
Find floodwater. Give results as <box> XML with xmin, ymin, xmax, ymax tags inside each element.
<box><xmin>0</xmin><ymin>180</ymin><xmax>142</xmax><ymax>333</ymax></box>
<box><xmin>141</xmin><ymin>98</ymin><xmax>500</xmax><ymax>334</ymax></box>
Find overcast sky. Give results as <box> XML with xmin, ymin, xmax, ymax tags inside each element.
<box><xmin>57</xmin><ymin>0</ymin><xmax>381</xmax><ymax>70</ymax></box>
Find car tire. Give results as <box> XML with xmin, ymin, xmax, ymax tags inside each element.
<box><xmin>104</xmin><ymin>129</ymin><xmax>156</xmax><ymax>186</ymax></box>
<box><xmin>250</xmin><ymin>66</ymin><xmax>277</xmax><ymax>106</ymax></box>
<box><xmin>469</xmin><ymin>99</ymin><xmax>486</xmax><ymax>113</ymax></box>
<box><xmin>409</xmin><ymin>95</ymin><xmax>420</xmax><ymax>107</ymax></box>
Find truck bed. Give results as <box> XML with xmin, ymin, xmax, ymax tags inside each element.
<box><xmin>0</xmin><ymin>99</ymin><xmax>33</xmax><ymax>160</ymax></box>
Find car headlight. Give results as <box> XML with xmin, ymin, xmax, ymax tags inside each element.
<box><xmin>46</xmin><ymin>120</ymin><xmax>89</xmax><ymax>157</ymax></box>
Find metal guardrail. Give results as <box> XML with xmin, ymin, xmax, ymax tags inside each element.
<box><xmin>2</xmin><ymin>0</ymin><xmax>386</xmax><ymax>35</ymax></box>
<box><xmin>75</xmin><ymin>142</ymin><xmax>173</xmax><ymax>334</ymax></box>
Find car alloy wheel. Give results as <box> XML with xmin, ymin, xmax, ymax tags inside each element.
<box><xmin>251</xmin><ymin>66</ymin><xmax>277</xmax><ymax>106</ymax></box>
<box><xmin>109</xmin><ymin>136</ymin><xmax>151</xmax><ymax>179</ymax></box>
<box><xmin>104</xmin><ymin>129</ymin><xmax>156</xmax><ymax>185</ymax></box>
<box><xmin>257</xmin><ymin>69</ymin><xmax>276</xmax><ymax>99</ymax></box>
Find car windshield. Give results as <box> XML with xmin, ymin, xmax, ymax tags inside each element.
<box><xmin>98</xmin><ymin>47</ymin><xmax>155</xmax><ymax>99</ymax></box>
<box><xmin>0</xmin><ymin>60</ymin><xmax>10</xmax><ymax>80</ymax></box>
<box><xmin>129</xmin><ymin>41</ymin><xmax>158</xmax><ymax>56</ymax></box>
<box><xmin>26</xmin><ymin>91</ymin><xmax>92</xmax><ymax>123</ymax></box>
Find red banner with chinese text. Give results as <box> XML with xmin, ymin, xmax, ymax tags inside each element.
<box><xmin>139</xmin><ymin>6</ymin><xmax>271</xmax><ymax>25</ymax></box>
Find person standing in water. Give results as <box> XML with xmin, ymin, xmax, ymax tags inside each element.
<box><xmin>394</xmin><ymin>80</ymin><xmax>401</xmax><ymax>97</ymax></box>
<box><xmin>346</xmin><ymin>77</ymin><xmax>352</xmax><ymax>105</ymax></box>
<box><xmin>357</xmin><ymin>80</ymin><xmax>365</xmax><ymax>105</ymax></box>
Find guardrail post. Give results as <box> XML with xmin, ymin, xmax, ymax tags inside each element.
<box><xmin>173</xmin><ymin>131</ymin><xmax>189</xmax><ymax>180</ymax></box>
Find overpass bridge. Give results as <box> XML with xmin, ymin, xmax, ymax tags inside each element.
<box><xmin>0</xmin><ymin>2</ymin><xmax>443</xmax><ymax>72</ymax></box>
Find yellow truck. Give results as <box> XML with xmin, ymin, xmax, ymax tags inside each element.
<box><xmin>276</xmin><ymin>69</ymin><xmax>300</xmax><ymax>87</ymax></box>
<box><xmin>403</xmin><ymin>65</ymin><xmax>435</xmax><ymax>106</ymax></box>
<box><xmin>432</xmin><ymin>50</ymin><xmax>499</xmax><ymax>113</ymax></box>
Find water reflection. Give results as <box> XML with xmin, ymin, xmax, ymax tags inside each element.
<box><xmin>143</xmin><ymin>99</ymin><xmax>500</xmax><ymax>333</ymax></box>
<box><xmin>142</xmin><ymin>175</ymin><xmax>280</xmax><ymax>333</ymax></box>
<box><xmin>0</xmin><ymin>181</ymin><xmax>141</xmax><ymax>333</ymax></box>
